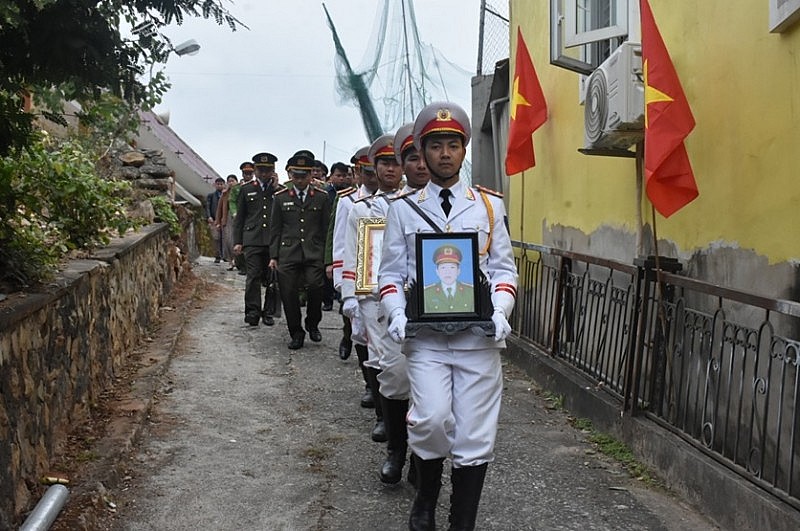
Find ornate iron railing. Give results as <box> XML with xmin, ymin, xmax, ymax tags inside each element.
<box><xmin>511</xmin><ymin>241</ymin><xmax>800</xmax><ymax>508</ymax></box>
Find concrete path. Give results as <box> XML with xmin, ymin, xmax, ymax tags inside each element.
<box><xmin>107</xmin><ymin>257</ymin><xmax>720</xmax><ymax>531</ymax></box>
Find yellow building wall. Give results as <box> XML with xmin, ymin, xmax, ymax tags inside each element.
<box><xmin>510</xmin><ymin>0</ymin><xmax>800</xmax><ymax>264</ymax></box>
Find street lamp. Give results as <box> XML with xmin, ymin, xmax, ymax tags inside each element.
<box><xmin>173</xmin><ymin>39</ymin><xmax>201</xmax><ymax>56</ymax></box>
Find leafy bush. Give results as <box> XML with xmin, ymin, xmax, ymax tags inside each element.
<box><xmin>0</xmin><ymin>134</ymin><xmax>136</xmax><ymax>287</ymax></box>
<box><xmin>149</xmin><ymin>195</ymin><xmax>181</xmax><ymax>236</ymax></box>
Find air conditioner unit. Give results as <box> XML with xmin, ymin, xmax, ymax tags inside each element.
<box><xmin>584</xmin><ymin>42</ymin><xmax>644</xmax><ymax>150</ymax></box>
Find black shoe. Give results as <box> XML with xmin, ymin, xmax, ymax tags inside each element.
<box><xmin>322</xmin><ymin>302</ymin><xmax>333</xmax><ymax>311</ymax></box>
<box><xmin>338</xmin><ymin>338</ymin><xmax>352</xmax><ymax>360</ymax></box>
<box><xmin>214</xmin><ymin>257</ymin><xmax>221</xmax><ymax>263</ymax></box>
<box><xmin>308</xmin><ymin>329</ymin><xmax>322</xmax><ymax>342</ymax></box>
<box><xmin>237</xmin><ymin>269</ymin><xmax>246</xmax><ymax>275</ymax></box>
<box><xmin>288</xmin><ymin>333</ymin><xmax>305</xmax><ymax>350</ymax></box>
<box><xmin>360</xmin><ymin>387</ymin><xmax>375</xmax><ymax>408</ymax></box>
<box><xmin>371</xmin><ymin>420</ymin><xmax>387</xmax><ymax>442</ymax></box>
<box><xmin>245</xmin><ymin>313</ymin><xmax>260</xmax><ymax>326</ymax></box>
<box><xmin>262</xmin><ymin>314</ymin><xmax>274</xmax><ymax>326</ymax></box>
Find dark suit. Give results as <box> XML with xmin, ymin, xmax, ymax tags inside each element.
<box><xmin>234</xmin><ymin>178</ymin><xmax>278</xmax><ymax>322</ymax></box>
<box><xmin>269</xmin><ymin>185</ymin><xmax>331</xmax><ymax>337</ymax></box>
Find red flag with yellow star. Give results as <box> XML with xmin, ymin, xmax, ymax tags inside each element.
<box><xmin>641</xmin><ymin>0</ymin><xmax>698</xmax><ymax>217</ymax></box>
<box><xmin>505</xmin><ymin>27</ymin><xmax>547</xmax><ymax>175</ymax></box>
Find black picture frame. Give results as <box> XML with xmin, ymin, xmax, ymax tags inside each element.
<box><xmin>406</xmin><ymin>232</ymin><xmax>494</xmax><ymax>336</ymax></box>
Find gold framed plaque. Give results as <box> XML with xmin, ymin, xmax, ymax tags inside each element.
<box><xmin>355</xmin><ymin>217</ymin><xmax>386</xmax><ymax>295</ymax></box>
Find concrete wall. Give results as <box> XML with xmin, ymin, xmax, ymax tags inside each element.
<box><xmin>0</xmin><ymin>224</ymin><xmax>189</xmax><ymax>528</ymax></box>
<box><xmin>504</xmin><ymin>0</ymin><xmax>800</xmax><ymax>293</ymax></box>
<box><xmin>505</xmin><ymin>338</ymin><xmax>800</xmax><ymax>531</ymax></box>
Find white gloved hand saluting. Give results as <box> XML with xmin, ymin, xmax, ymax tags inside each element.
<box><xmin>342</xmin><ymin>297</ymin><xmax>361</xmax><ymax>320</ymax></box>
<box><xmin>387</xmin><ymin>308</ymin><xmax>407</xmax><ymax>344</ymax></box>
<box><xmin>492</xmin><ymin>308</ymin><xmax>512</xmax><ymax>341</ymax></box>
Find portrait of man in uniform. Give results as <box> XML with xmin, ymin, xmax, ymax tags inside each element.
<box><xmin>421</xmin><ymin>238</ymin><xmax>475</xmax><ymax>315</ymax></box>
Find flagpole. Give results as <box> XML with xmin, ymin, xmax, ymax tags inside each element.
<box><xmin>635</xmin><ymin>141</ymin><xmax>645</xmax><ymax>257</ymax></box>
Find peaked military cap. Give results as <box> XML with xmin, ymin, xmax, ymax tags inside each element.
<box><xmin>286</xmin><ymin>150</ymin><xmax>315</xmax><ymax>175</ymax></box>
<box><xmin>433</xmin><ymin>244</ymin><xmax>462</xmax><ymax>265</ymax></box>
<box><xmin>252</xmin><ymin>152</ymin><xmax>278</xmax><ymax>167</ymax></box>
<box><xmin>413</xmin><ymin>101</ymin><xmax>471</xmax><ymax>149</ymax></box>
<box><xmin>368</xmin><ymin>133</ymin><xmax>397</xmax><ymax>164</ymax></box>
<box><xmin>350</xmin><ymin>146</ymin><xmax>370</xmax><ymax>167</ymax></box>
<box><xmin>292</xmin><ymin>149</ymin><xmax>315</xmax><ymax>160</ymax></box>
<box><xmin>393</xmin><ymin>122</ymin><xmax>415</xmax><ymax>164</ymax></box>
<box><xmin>239</xmin><ymin>161</ymin><xmax>255</xmax><ymax>171</ymax></box>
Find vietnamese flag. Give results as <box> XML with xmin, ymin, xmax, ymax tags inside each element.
<box><xmin>641</xmin><ymin>0</ymin><xmax>699</xmax><ymax>217</ymax></box>
<box><xmin>505</xmin><ymin>27</ymin><xmax>547</xmax><ymax>175</ymax></box>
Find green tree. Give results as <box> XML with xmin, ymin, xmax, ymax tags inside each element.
<box><xmin>0</xmin><ymin>0</ymin><xmax>244</xmax><ymax>154</ymax></box>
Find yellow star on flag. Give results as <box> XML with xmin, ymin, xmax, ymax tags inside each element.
<box><xmin>644</xmin><ymin>58</ymin><xmax>674</xmax><ymax>128</ymax></box>
<box><xmin>510</xmin><ymin>75</ymin><xmax>530</xmax><ymax>120</ymax></box>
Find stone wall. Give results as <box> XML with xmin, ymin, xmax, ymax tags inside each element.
<box><xmin>0</xmin><ymin>223</ymin><xmax>186</xmax><ymax>528</ymax></box>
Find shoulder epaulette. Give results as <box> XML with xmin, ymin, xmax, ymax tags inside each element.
<box><xmin>354</xmin><ymin>195</ymin><xmax>373</xmax><ymax>204</ymax></box>
<box><xmin>274</xmin><ymin>187</ymin><xmax>290</xmax><ymax>196</ymax></box>
<box><xmin>313</xmin><ymin>184</ymin><xmax>328</xmax><ymax>193</ymax></box>
<box><xmin>475</xmin><ymin>185</ymin><xmax>503</xmax><ymax>198</ymax></box>
<box><xmin>337</xmin><ymin>187</ymin><xmax>357</xmax><ymax>197</ymax></box>
<box><xmin>390</xmin><ymin>189</ymin><xmax>419</xmax><ymax>201</ymax></box>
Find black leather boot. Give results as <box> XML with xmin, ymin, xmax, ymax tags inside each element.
<box><xmin>447</xmin><ymin>463</ymin><xmax>488</xmax><ymax>531</ymax></box>
<box><xmin>408</xmin><ymin>455</ymin><xmax>444</xmax><ymax>531</ymax></box>
<box><xmin>379</xmin><ymin>396</ymin><xmax>409</xmax><ymax>484</ymax></box>
<box><xmin>407</xmin><ymin>452</ymin><xmax>417</xmax><ymax>487</ymax></box>
<box><xmin>365</xmin><ymin>367</ymin><xmax>386</xmax><ymax>442</ymax></box>
<box><xmin>355</xmin><ymin>345</ymin><xmax>374</xmax><ymax>408</ymax></box>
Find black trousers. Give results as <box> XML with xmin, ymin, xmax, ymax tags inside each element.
<box><xmin>243</xmin><ymin>245</ymin><xmax>270</xmax><ymax>318</ymax></box>
<box><xmin>278</xmin><ymin>261</ymin><xmax>324</xmax><ymax>337</ymax></box>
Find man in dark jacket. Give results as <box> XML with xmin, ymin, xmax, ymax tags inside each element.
<box><xmin>268</xmin><ymin>150</ymin><xmax>331</xmax><ymax>349</ymax></box>
<box><xmin>206</xmin><ymin>177</ymin><xmax>225</xmax><ymax>262</ymax></box>
<box><xmin>233</xmin><ymin>152</ymin><xmax>282</xmax><ymax>326</ymax></box>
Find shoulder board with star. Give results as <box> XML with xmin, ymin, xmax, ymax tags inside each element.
<box><xmin>274</xmin><ymin>187</ymin><xmax>290</xmax><ymax>196</ymax></box>
<box><xmin>313</xmin><ymin>184</ymin><xmax>328</xmax><ymax>193</ymax></box>
<box><xmin>475</xmin><ymin>185</ymin><xmax>503</xmax><ymax>198</ymax></box>
<box><xmin>390</xmin><ymin>189</ymin><xmax>419</xmax><ymax>201</ymax></box>
<box><xmin>337</xmin><ymin>187</ymin><xmax>357</xmax><ymax>197</ymax></box>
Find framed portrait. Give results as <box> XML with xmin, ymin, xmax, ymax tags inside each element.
<box><xmin>355</xmin><ymin>217</ymin><xmax>385</xmax><ymax>295</ymax></box>
<box><xmin>405</xmin><ymin>233</ymin><xmax>493</xmax><ymax>337</ymax></box>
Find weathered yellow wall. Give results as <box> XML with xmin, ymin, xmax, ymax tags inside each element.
<box><xmin>510</xmin><ymin>1</ymin><xmax>800</xmax><ymax>264</ymax></box>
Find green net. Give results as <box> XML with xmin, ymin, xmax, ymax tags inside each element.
<box><xmin>323</xmin><ymin>1</ymin><xmax>474</xmax><ymax>182</ymax></box>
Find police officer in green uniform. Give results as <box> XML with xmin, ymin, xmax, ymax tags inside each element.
<box><xmin>233</xmin><ymin>152</ymin><xmax>281</xmax><ymax>326</ymax></box>
<box><xmin>268</xmin><ymin>151</ymin><xmax>331</xmax><ymax>349</ymax></box>
<box><xmin>423</xmin><ymin>244</ymin><xmax>475</xmax><ymax>314</ymax></box>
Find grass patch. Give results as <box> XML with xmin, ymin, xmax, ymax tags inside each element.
<box><xmin>541</xmin><ymin>390</ymin><xmax>564</xmax><ymax>410</ymax></box>
<box><xmin>569</xmin><ymin>417</ymin><xmax>657</xmax><ymax>486</ymax></box>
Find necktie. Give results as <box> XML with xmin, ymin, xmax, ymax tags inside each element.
<box><xmin>298</xmin><ymin>190</ymin><xmax>305</xmax><ymax>203</ymax></box>
<box><xmin>447</xmin><ymin>288</ymin><xmax>453</xmax><ymax>300</ymax></box>
<box><xmin>440</xmin><ymin>188</ymin><xmax>452</xmax><ymax>216</ymax></box>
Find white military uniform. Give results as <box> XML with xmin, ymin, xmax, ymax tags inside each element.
<box><xmin>341</xmin><ymin>189</ymin><xmax>410</xmax><ymax>400</ymax></box>
<box><xmin>332</xmin><ymin>183</ymin><xmax>371</xmax><ymax>344</ymax></box>
<box><xmin>378</xmin><ymin>180</ymin><xmax>517</xmax><ymax>467</ymax></box>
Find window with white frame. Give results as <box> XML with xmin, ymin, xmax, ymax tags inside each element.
<box><xmin>551</xmin><ymin>0</ymin><xmax>632</xmax><ymax>74</ymax></box>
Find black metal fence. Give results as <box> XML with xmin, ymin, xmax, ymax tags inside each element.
<box><xmin>511</xmin><ymin>241</ymin><xmax>800</xmax><ymax>509</ymax></box>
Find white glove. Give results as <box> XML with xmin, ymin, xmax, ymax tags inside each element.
<box><xmin>387</xmin><ymin>308</ymin><xmax>407</xmax><ymax>344</ymax></box>
<box><xmin>492</xmin><ymin>309</ymin><xmax>512</xmax><ymax>341</ymax></box>
<box><xmin>342</xmin><ymin>297</ymin><xmax>361</xmax><ymax>320</ymax></box>
<box><xmin>351</xmin><ymin>316</ymin><xmax>367</xmax><ymax>344</ymax></box>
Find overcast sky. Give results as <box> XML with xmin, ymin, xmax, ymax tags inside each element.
<box><xmin>155</xmin><ymin>0</ymin><xmax>481</xmax><ymax>183</ymax></box>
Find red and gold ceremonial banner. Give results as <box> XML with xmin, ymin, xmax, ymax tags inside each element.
<box><xmin>641</xmin><ymin>0</ymin><xmax>699</xmax><ymax>217</ymax></box>
<box><xmin>505</xmin><ymin>27</ymin><xmax>547</xmax><ymax>175</ymax></box>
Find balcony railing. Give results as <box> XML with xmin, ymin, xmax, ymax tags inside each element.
<box><xmin>511</xmin><ymin>241</ymin><xmax>800</xmax><ymax>509</ymax></box>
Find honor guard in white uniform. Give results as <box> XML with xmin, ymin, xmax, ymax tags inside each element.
<box><xmin>342</xmin><ymin>133</ymin><xmax>415</xmax><ymax>483</ymax></box>
<box><xmin>333</xmin><ymin>147</ymin><xmax>386</xmax><ymax>440</ymax></box>
<box><xmin>378</xmin><ymin>102</ymin><xmax>517</xmax><ymax>531</ymax></box>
